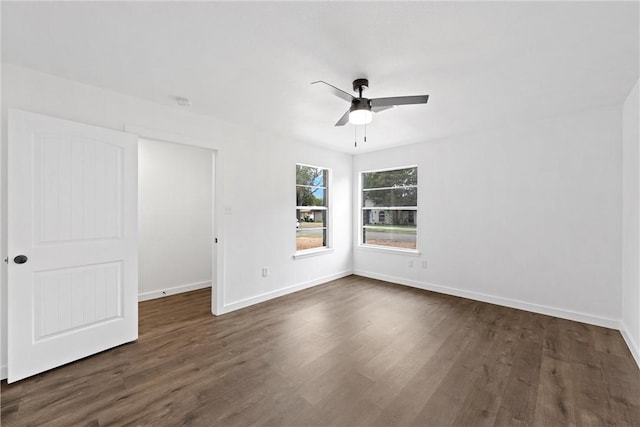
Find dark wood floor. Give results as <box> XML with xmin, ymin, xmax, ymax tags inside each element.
<box><xmin>2</xmin><ymin>275</ymin><xmax>639</xmax><ymax>426</ymax></box>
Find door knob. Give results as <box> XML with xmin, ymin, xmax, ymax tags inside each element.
<box><xmin>13</xmin><ymin>255</ymin><xmax>28</xmax><ymax>264</ymax></box>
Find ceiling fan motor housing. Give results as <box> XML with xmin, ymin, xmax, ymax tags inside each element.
<box><xmin>350</xmin><ymin>98</ymin><xmax>371</xmax><ymax>112</ymax></box>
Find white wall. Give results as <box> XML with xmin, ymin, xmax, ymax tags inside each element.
<box><xmin>0</xmin><ymin>63</ymin><xmax>353</xmax><ymax>376</ymax></box>
<box><xmin>138</xmin><ymin>139</ymin><xmax>213</xmax><ymax>300</ymax></box>
<box><xmin>622</xmin><ymin>79</ymin><xmax>640</xmax><ymax>366</ymax></box>
<box><xmin>353</xmin><ymin>106</ymin><xmax>623</xmax><ymax>327</ymax></box>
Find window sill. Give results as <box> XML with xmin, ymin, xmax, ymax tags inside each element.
<box><xmin>357</xmin><ymin>244</ymin><xmax>421</xmax><ymax>257</ymax></box>
<box><xmin>293</xmin><ymin>247</ymin><xmax>334</xmax><ymax>260</ymax></box>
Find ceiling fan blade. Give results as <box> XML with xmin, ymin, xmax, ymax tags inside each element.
<box><xmin>311</xmin><ymin>80</ymin><xmax>355</xmax><ymax>103</ymax></box>
<box><xmin>334</xmin><ymin>109</ymin><xmax>350</xmax><ymax>126</ymax></box>
<box><xmin>370</xmin><ymin>95</ymin><xmax>429</xmax><ymax>107</ymax></box>
<box><xmin>371</xmin><ymin>105</ymin><xmax>395</xmax><ymax>113</ymax></box>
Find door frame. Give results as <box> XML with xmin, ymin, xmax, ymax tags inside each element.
<box><xmin>125</xmin><ymin>125</ymin><xmax>224</xmax><ymax>315</ymax></box>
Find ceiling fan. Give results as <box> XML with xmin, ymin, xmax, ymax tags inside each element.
<box><xmin>311</xmin><ymin>78</ymin><xmax>429</xmax><ymax>126</ymax></box>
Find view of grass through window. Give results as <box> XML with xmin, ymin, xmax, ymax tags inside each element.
<box><xmin>362</xmin><ymin>166</ymin><xmax>417</xmax><ymax>249</ymax></box>
<box><xmin>296</xmin><ymin>164</ymin><xmax>328</xmax><ymax>251</ymax></box>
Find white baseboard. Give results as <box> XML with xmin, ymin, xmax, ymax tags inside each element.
<box><xmin>620</xmin><ymin>321</ymin><xmax>640</xmax><ymax>369</ymax></box>
<box><xmin>220</xmin><ymin>270</ymin><xmax>352</xmax><ymax>314</ymax></box>
<box><xmin>1</xmin><ymin>364</ymin><xmax>6</xmax><ymax>380</ymax></box>
<box><xmin>352</xmin><ymin>270</ymin><xmax>620</xmax><ymax>329</ymax></box>
<box><xmin>138</xmin><ymin>280</ymin><xmax>211</xmax><ymax>302</ymax></box>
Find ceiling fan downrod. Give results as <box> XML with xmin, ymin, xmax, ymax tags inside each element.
<box><xmin>353</xmin><ymin>78</ymin><xmax>369</xmax><ymax>98</ymax></box>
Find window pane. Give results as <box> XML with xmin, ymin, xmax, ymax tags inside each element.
<box><xmin>362</xmin><ymin>167</ymin><xmax>417</xmax><ymax>189</ymax></box>
<box><xmin>363</xmin><ymin>187</ymin><xmax>417</xmax><ymax>207</ymax></box>
<box><xmin>362</xmin><ymin>228</ymin><xmax>416</xmax><ymax>249</ymax></box>
<box><xmin>363</xmin><ymin>209</ymin><xmax>417</xmax><ymax>248</ymax></box>
<box><xmin>363</xmin><ymin>210</ymin><xmax>417</xmax><ymax>227</ymax></box>
<box><xmin>296</xmin><ymin>165</ymin><xmax>326</xmax><ymax>187</ymax></box>
<box><xmin>296</xmin><ymin>186</ymin><xmax>325</xmax><ymax>206</ymax></box>
<box><xmin>296</xmin><ymin>228</ymin><xmax>326</xmax><ymax>251</ymax></box>
<box><xmin>297</xmin><ymin>209</ymin><xmax>326</xmax><ymax>227</ymax></box>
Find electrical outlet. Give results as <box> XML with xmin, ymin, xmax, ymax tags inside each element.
<box><xmin>408</xmin><ymin>260</ymin><xmax>414</xmax><ymax>268</ymax></box>
<box><xmin>422</xmin><ymin>261</ymin><xmax>428</xmax><ymax>269</ymax></box>
<box><xmin>262</xmin><ymin>267</ymin><xmax>269</xmax><ymax>277</ymax></box>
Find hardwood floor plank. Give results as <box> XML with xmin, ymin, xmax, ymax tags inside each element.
<box><xmin>450</xmin><ymin>327</ymin><xmax>517</xmax><ymax>425</ymax></box>
<box><xmin>374</xmin><ymin>310</ymin><xmax>477</xmax><ymax>426</ymax></box>
<box><xmin>2</xmin><ymin>275</ymin><xmax>638</xmax><ymax>426</ymax></box>
<box><xmin>414</xmin><ymin>302</ymin><xmax>518</xmax><ymax>426</ymax></box>
<box><xmin>493</xmin><ymin>311</ymin><xmax>545</xmax><ymax>426</ymax></box>
<box><xmin>533</xmin><ymin>317</ymin><xmax>577</xmax><ymax>426</ymax></box>
<box><xmin>533</xmin><ymin>355</ymin><xmax>577</xmax><ymax>426</ymax></box>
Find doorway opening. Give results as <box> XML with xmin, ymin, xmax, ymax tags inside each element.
<box><xmin>138</xmin><ymin>138</ymin><xmax>214</xmax><ymax>308</ymax></box>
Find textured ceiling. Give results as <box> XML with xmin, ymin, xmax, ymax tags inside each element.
<box><xmin>2</xmin><ymin>1</ymin><xmax>639</xmax><ymax>153</ymax></box>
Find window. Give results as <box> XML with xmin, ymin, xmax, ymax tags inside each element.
<box><xmin>296</xmin><ymin>164</ymin><xmax>328</xmax><ymax>252</ymax></box>
<box><xmin>361</xmin><ymin>166</ymin><xmax>417</xmax><ymax>250</ymax></box>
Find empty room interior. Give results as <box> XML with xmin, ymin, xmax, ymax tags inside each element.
<box><xmin>1</xmin><ymin>1</ymin><xmax>639</xmax><ymax>426</ymax></box>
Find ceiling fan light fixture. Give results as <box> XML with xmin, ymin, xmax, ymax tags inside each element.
<box><xmin>349</xmin><ymin>108</ymin><xmax>372</xmax><ymax>125</ymax></box>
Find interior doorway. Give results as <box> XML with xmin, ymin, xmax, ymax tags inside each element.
<box><xmin>138</xmin><ymin>138</ymin><xmax>214</xmax><ymax>303</ymax></box>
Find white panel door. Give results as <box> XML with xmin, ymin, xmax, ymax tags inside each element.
<box><xmin>8</xmin><ymin>110</ymin><xmax>138</xmax><ymax>383</ymax></box>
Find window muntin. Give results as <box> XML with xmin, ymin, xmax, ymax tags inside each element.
<box><xmin>296</xmin><ymin>165</ymin><xmax>328</xmax><ymax>252</ymax></box>
<box><xmin>361</xmin><ymin>166</ymin><xmax>417</xmax><ymax>250</ymax></box>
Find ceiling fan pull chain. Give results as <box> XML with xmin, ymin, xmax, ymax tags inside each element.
<box><xmin>354</xmin><ymin>125</ymin><xmax>357</xmax><ymax>147</ymax></box>
<box><xmin>364</xmin><ymin>123</ymin><xmax>367</xmax><ymax>143</ymax></box>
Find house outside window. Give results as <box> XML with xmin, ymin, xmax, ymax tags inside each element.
<box><xmin>361</xmin><ymin>166</ymin><xmax>417</xmax><ymax>250</ymax></box>
<box><xmin>296</xmin><ymin>164</ymin><xmax>328</xmax><ymax>252</ymax></box>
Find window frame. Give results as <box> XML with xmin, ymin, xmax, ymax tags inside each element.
<box><xmin>295</xmin><ymin>163</ymin><xmax>331</xmax><ymax>257</ymax></box>
<box><xmin>359</xmin><ymin>165</ymin><xmax>419</xmax><ymax>254</ymax></box>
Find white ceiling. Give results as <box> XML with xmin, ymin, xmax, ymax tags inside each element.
<box><xmin>2</xmin><ymin>1</ymin><xmax>638</xmax><ymax>154</ymax></box>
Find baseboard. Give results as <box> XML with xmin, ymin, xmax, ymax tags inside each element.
<box><xmin>352</xmin><ymin>270</ymin><xmax>620</xmax><ymax>329</ymax></box>
<box><xmin>1</xmin><ymin>364</ymin><xmax>6</xmax><ymax>380</ymax></box>
<box><xmin>620</xmin><ymin>321</ymin><xmax>640</xmax><ymax>369</ymax></box>
<box><xmin>138</xmin><ymin>280</ymin><xmax>211</xmax><ymax>302</ymax></box>
<box><xmin>220</xmin><ymin>270</ymin><xmax>352</xmax><ymax>314</ymax></box>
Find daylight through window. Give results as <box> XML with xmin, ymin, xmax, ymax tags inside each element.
<box><xmin>296</xmin><ymin>164</ymin><xmax>328</xmax><ymax>252</ymax></box>
<box><xmin>361</xmin><ymin>166</ymin><xmax>417</xmax><ymax>250</ymax></box>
